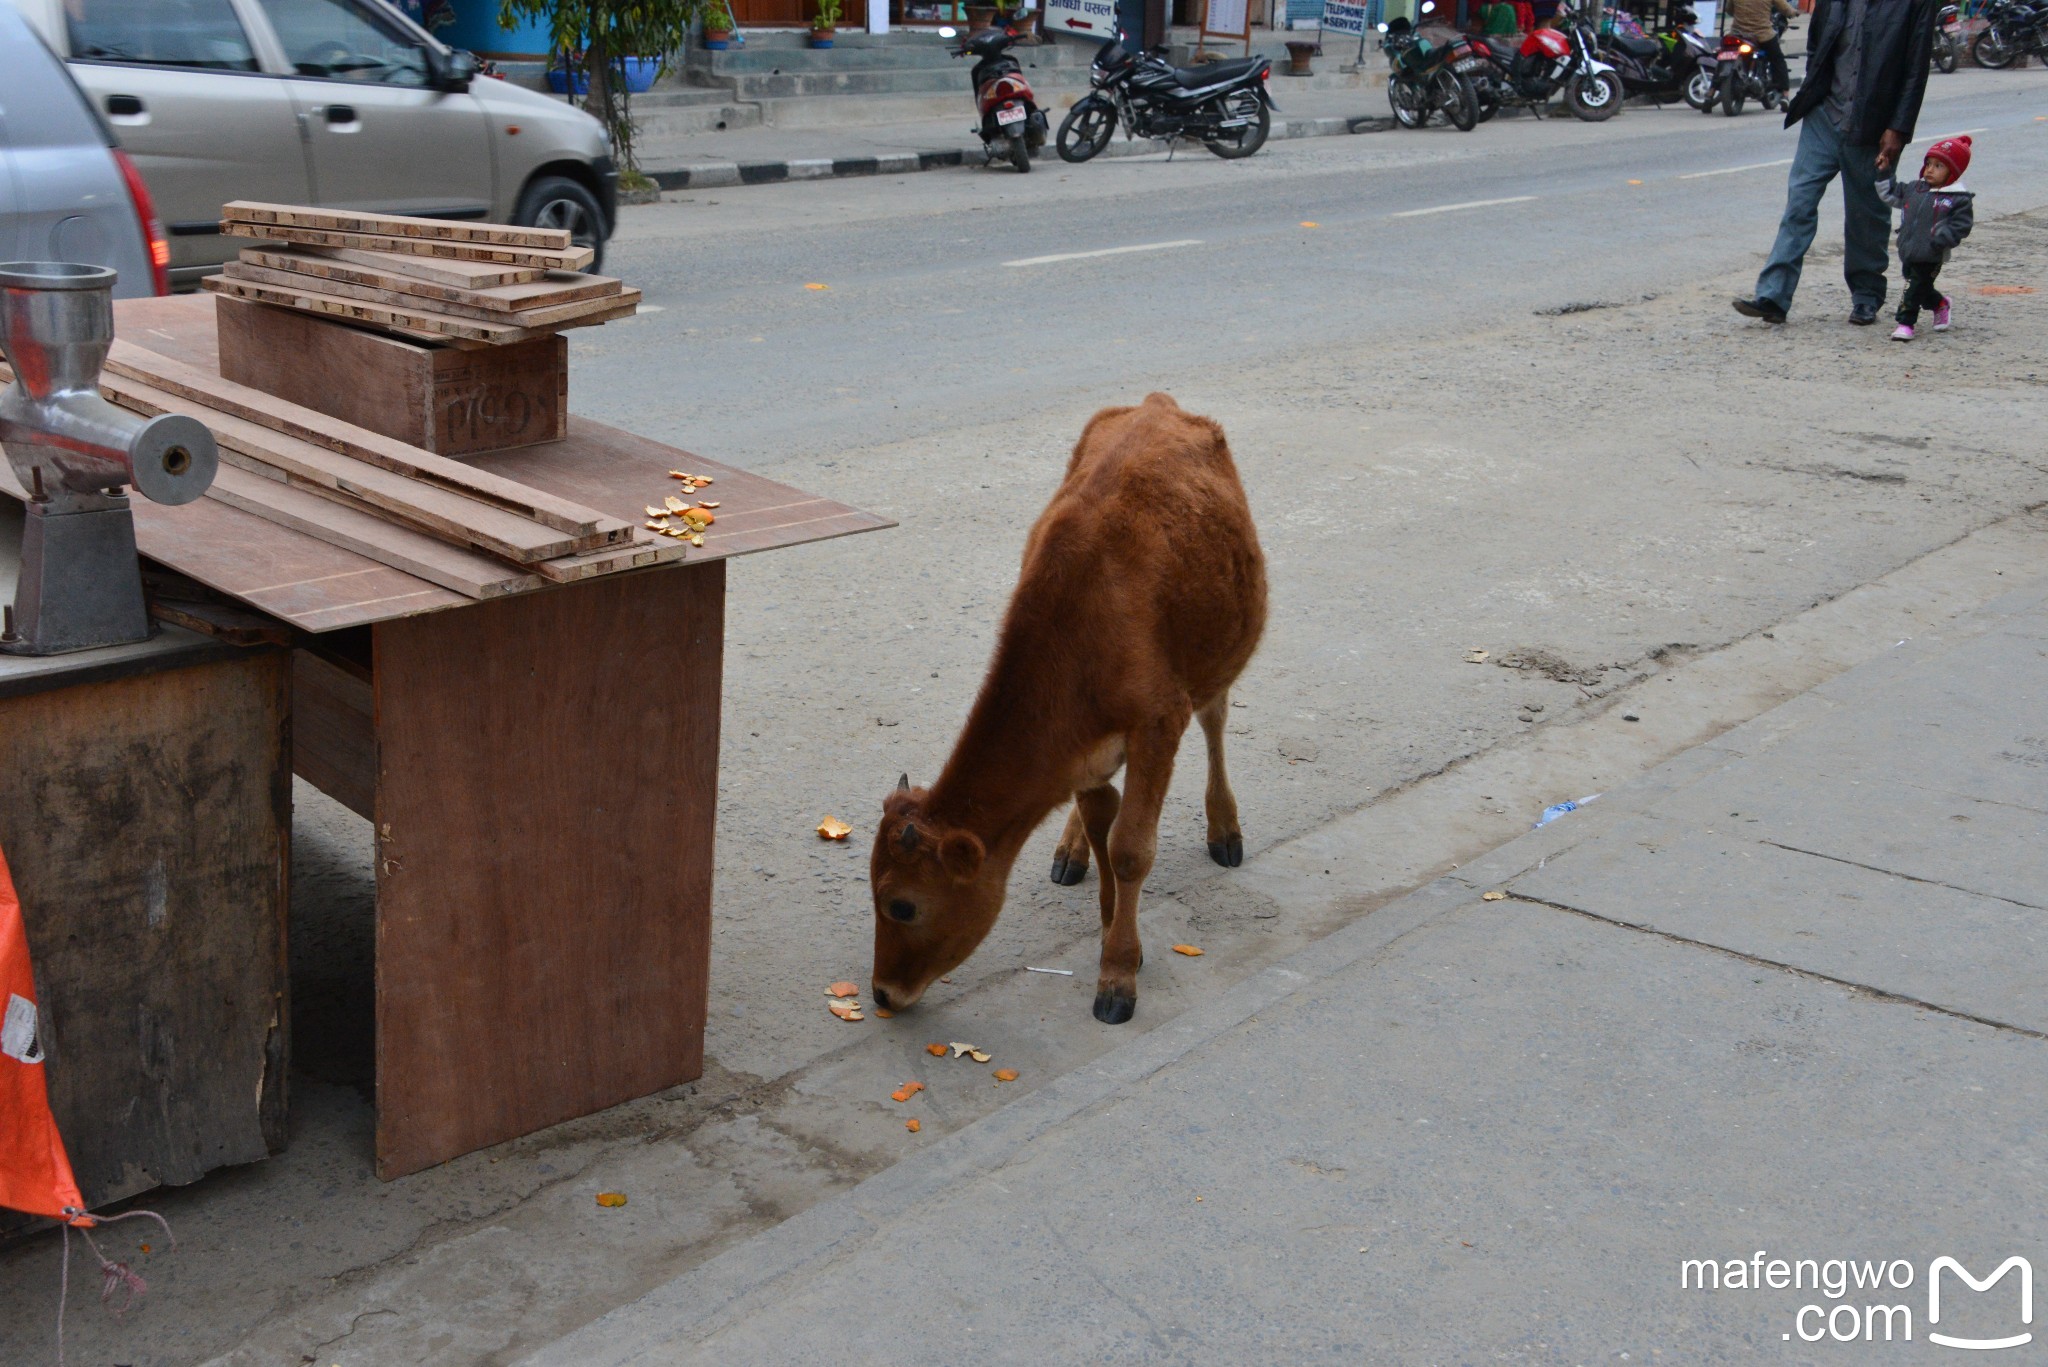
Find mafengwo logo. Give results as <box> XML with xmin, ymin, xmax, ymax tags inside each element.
<box><xmin>1680</xmin><ymin>1252</ymin><xmax>2034</xmax><ymax>1347</ymax></box>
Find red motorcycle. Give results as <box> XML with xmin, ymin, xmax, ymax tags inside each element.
<box><xmin>941</xmin><ymin>15</ymin><xmax>1048</xmax><ymax>172</ymax></box>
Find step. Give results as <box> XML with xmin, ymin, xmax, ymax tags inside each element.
<box><xmin>683</xmin><ymin>36</ymin><xmax>1095</xmax><ymax>74</ymax></box>
<box><xmin>708</xmin><ymin>63</ymin><xmax>1094</xmax><ymax>99</ymax></box>
<box><xmin>632</xmin><ymin>100</ymin><xmax>766</xmax><ymax>135</ymax></box>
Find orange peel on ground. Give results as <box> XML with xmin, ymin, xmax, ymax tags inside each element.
<box><xmin>828</xmin><ymin>1000</ymin><xmax>864</xmax><ymax>1021</ymax></box>
<box><xmin>1171</xmin><ymin>944</ymin><xmax>1205</xmax><ymax>957</ymax></box>
<box><xmin>890</xmin><ymin>1081</ymin><xmax>925</xmax><ymax>1103</ymax></box>
<box><xmin>595</xmin><ymin>1192</ymin><xmax>628</xmax><ymax>1208</ymax></box>
<box><xmin>827</xmin><ymin>981</ymin><xmax>859</xmax><ymax>998</ymax></box>
<box><xmin>926</xmin><ymin>1043</ymin><xmax>947</xmax><ymax>1057</ymax></box>
<box><xmin>994</xmin><ymin>1069</ymin><xmax>1020</xmax><ymax>1082</ymax></box>
<box><xmin>817</xmin><ymin>816</ymin><xmax>853</xmax><ymax>841</ymax></box>
<box><xmin>906</xmin><ymin>1118</ymin><xmax>921</xmax><ymax>1132</ymax></box>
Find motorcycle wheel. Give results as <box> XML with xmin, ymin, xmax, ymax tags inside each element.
<box><xmin>1008</xmin><ymin>131</ymin><xmax>1032</xmax><ymax>172</ymax></box>
<box><xmin>1438</xmin><ymin>71</ymin><xmax>1479</xmax><ymax>131</ymax></box>
<box><xmin>1204</xmin><ymin>91</ymin><xmax>1272</xmax><ymax>158</ymax></box>
<box><xmin>1389</xmin><ymin>75</ymin><xmax>1427</xmax><ymax>127</ymax></box>
<box><xmin>1566</xmin><ymin>70</ymin><xmax>1622</xmax><ymax>121</ymax></box>
<box><xmin>1933</xmin><ymin>35</ymin><xmax>1959</xmax><ymax>71</ymax></box>
<box><xmin>1761</xmin><ymin>83</ymin><xmax>1782</xmax><ymax>110</ymax></box>
<box><xmin>1973</xmin><ymin>30</ymin><xmax>2017</xmax><ymax>66</ymax></box>
<box><xmin>1474</xmin><ymin>81</ymin><xmax>1501</xmax><ymax>122</ymax></box>
<box><xmin>1721</xmin><ymin>80</ymin><xmax>1745</xmax><ymax>114</ymax></box>
<box><xmin>1055</xmin><ymin>98</ymin><xmax>1116</xmax><ymax>163</ymax></box>
<box><xmin>1684</xmin><ymin>69</ymin><xmax>1714</xmax><ymax>110</ymax></box>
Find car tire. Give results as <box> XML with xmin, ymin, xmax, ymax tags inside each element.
<box><xmin>514</xmin><ymin>175</ymin><xmax>607</xmax><ymax>274</ymax></box>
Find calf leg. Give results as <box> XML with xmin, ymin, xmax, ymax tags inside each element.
<box><xmin>1050</xmin><ymin>804</ymin><xmax>1090</xmax><ymax>885</ymax></box>
<box><xmin>1094</xmin><ymin>718</ymin><xmax>1181</xmax><ymax>1025</ymax></box>
<box><xmin>1196</xmin><ymin>690</ymin><xmax>1244</xmax><ymax>868</ymax></box>
<box><xmin>1074</xmin><ymin>784</ymin><xmax>1120</xmax><ymax>928</ymax></box>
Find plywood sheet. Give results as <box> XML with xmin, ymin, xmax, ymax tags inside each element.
<box><xmin>372</xmin><ymin>562</ymin><xmax>723</xmax><ymax>1177</ymax></box>
<box><xmin>223</xmin><ymin>200</ymin><xmax>573</xmax><ymax>250</ymax></box>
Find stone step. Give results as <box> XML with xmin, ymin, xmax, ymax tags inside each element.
<box><xmin>703</xmin><ymin>63</ymin><xmax>1095</xmax><ymax>99</ymax></box>
<box><xmin>633</xmin><ymin>100</ymin><xmax>766</xmax><ymax>135</ymax></box>
<box><xmin>684</xmin><ymin>35</ymin><xmax>1095</xmax><ymax>73</ymax></box>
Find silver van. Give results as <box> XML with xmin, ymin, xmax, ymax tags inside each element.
<box><xmin>11</xmin><ymin>0</ymin><xmax>619</xmax><ymax>284</ymax></box>
<box><xmin>0</xmin><ymin>5</ymin><xmax>161</xmax><ymax>296</ymax></box>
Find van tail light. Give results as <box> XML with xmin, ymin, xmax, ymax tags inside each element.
<box><xmin>112</xmin><ymin>148</ymin><xmax>170</xmax><ymax>297</ymax></box>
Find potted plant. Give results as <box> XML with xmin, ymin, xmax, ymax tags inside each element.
<box><xmin>810</xmin><ymin>0</ymin><xmax>840</xmax><ymax>46</ymax></box>
<box><xmin>501</xmin><ymin>0</ymin><xmax>707</xmax><ymax>169</ymax></box>
<box><xmin>966</xmin><ymin>1</ymin><xmax>998</xmax><ymax>28</ymax></box>
<box><xmin>704</xmin><ymin>5</ymin><xmax>735</xmax><ymax>47</ymax></box>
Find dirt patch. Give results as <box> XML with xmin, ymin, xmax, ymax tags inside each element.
<box><xmin>1492</xmin><ymin>648</ymin><xmax>1612</xmax><ymax>686</ymax></box>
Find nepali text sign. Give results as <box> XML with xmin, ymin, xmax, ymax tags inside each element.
<box><xmin>1321</xmin><ymin>0</ymin><xmax>1368</xmax><ymax>35</ymax></box>
<box><xmin>1046</xmin><ymin>0</ymin><xmax>1118</xmax><ymax>38</ymax></box>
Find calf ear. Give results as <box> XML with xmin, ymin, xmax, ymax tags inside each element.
<box><xmin>897</xmin><ymin>773</ymin><xmax>911</xmax><ymax>792</ymax></box>
<box><xmin>939</xmin><ymin>830</ymin><xmax>985</xmax><ymax>881</ymax></box>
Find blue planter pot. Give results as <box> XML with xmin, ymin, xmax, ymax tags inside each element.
<box><xmin>545</xmin><ymin>56</ymin><xmax>663</xmax><ymax>94</ymax></box>
<box><xmin>439</xmin><ymin>4</ymin><xmax>553</xmax><ymax>58</ymax></box>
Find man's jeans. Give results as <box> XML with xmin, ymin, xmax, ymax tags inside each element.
<box><xmin>1755</xmin><ymin>112</ymin><xmax>1891</xmax><ymax>314</ymax></box>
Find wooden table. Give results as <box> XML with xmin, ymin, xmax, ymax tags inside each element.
<box><xmin>69</xmin><ymin>295</ymin><xmax>890</xmax><ymax>1179</ymax></box>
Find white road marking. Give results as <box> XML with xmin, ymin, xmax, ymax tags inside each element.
<box><xmin>1003</xmin><ymin>239</ymin><xmax>1203</xmax><ymax>267</ymax></box>
<box><xmin>1678</xmin><ymin>158</ymin><xmax>1794</xmax><ymax>180</ymax></box>
<box><xmin>1914</xmin><ymin>126</ymin><xmax>1988</xmax><ymax>142</ymax></box>
<box><xmin>1388</xmin><ymin>195</ymin><xmax>1536</xmax><ymax>218</ymax></box>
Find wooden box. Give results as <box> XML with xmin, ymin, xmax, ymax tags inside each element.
<box><xmin>215</xmin><ymin>295</ymin><xmax>566</xmax><ymax>458</ymax></box>
<box><xmin>0</xmin><ymin>640</ymin><xmax>289</xmax><ymax>1232</ymax></box>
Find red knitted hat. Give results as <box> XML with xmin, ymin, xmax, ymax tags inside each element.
<box><xmin>1924</xmin><ymin>135</ymin><xmax>1972</xmax><ymax>180</ymax></box>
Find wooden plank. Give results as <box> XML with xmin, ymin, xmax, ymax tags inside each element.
<box><xmin>204</xmin><ymin>462</ymin><xmax>542</xmax><ymax>598</ymax></box>
<box><xmin>102</xmin><ymin>338</ymin><xmax>621</xmax><ymax>539</ymax></box>
<box><xmin>223</xmin><ymin>200</ymin><xmax>572</xmax><ymax>251</ymax></box>
<box><xmin>531</xmin><ymin>529</ymin><xmax>685</xmax><ymax>583</ymax></box>
<box><xmin>292</xmin><ymin>648</ymin><xmax>377</xmax><ymax>820</ymax></box>
<box><xmin>203</xmin><ymin>275</ymin><xmax>539</xmax><ymax>344</ymax></box>
<box><xmin>0</xmin><ymin>652</ymin><xmax>290</xmax><ymax>1214</ymax></box>
<box><xmin>240</xmin><ymin>248</ymin><xmax>621</xmax><ymax>313</ymax></box>
<box><xmin>215</xmin><ymin>297</ymin><xmax>567</xmax><ymax>457</ymax></box>
<box><xmin>97</xmin><ymin>372</ymin><xmax>606</xmax><ymax>565</ymax></box>
<box><xmin>225</xmin><ymin>259</ymin><xmax>636</xmax><ymax>327</ymax></box>
<box><xmin>220</xmin><ymin>220</ymin><xmax>593</xmax><ymax>271</ymax></box>
<box><xmin>304</xmin><ymin>245</ymin><xmax>547</xmax><ymax>289</ymax></box>
<box><xmin>372</xmin><ymin>562</ymin><xmax>723</xmax><ymax>1177</ymax></box>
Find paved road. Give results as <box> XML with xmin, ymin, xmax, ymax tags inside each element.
<box><xmin>6</xmin><ymin>73</ymin><xmax>2047</xmax><ymax>1367</ymax></box>
<box><xmin>591</xmin><ymin>71</ymin><xmax>2048</xmax><ymax>469</ymax></box>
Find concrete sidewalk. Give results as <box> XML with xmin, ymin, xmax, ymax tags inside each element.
<box><xmin>633</xmin><ymin>85</ymin><xmax>1387</xmax><ymax>188</ymax></box>
<box><xmin>530</xmin><ymin>576</ymin><xmax>2048</xmax><ymax>1362</ymax></box>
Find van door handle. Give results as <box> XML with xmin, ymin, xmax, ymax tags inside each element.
<box><xmin>105</xmin><ymin>94</ymin><xmax>144</xmax><ymax>116</ymax></box>
<box><xmin>325</xmin><ymin>104</ymin><xmax>358</xmax><ymax>123</ymax></box>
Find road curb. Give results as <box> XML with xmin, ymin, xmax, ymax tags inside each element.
<box><xmin>642</xmin><ymin>110</ymin><xmax>1380</xmax><ymax>190</ymax></box>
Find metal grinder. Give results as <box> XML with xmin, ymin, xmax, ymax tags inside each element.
<box><xmin>0</xmin><ymin>262</ymin><xmax>217</xmax><ymax>654</ymax></box>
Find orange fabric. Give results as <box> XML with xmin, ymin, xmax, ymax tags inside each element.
<box><xmin>0</xmin><ymin>842</ymin><xmax>87</xmax><ymax>1224</ymax></box>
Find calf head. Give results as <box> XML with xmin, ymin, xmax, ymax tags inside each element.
<box><xmin>869</xmin><ymin>777</ymin><xmax>995</xmax><ymax>1011</ymax></box>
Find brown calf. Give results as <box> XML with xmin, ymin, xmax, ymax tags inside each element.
<box><xmin>869</xmin><ymin>393</ymin><xmax>1267</xmax><ymax>1024</ymax></box>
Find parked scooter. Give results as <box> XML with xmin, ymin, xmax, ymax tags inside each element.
<box><xmin>1055</xmin><ymin>34</ymin><xmax>1276</xmax><ymax>161</ymax></box>
<box><xmin>1931</xmin><ymin>1</ymin><xmax>1961</xmax><ymax>71</ymax></box>
<box><xmin>1972</xmin><ymin>0</ymin><xmax>2048</xmax><ymax>67</ymax></box>
<box><xmin>941</xmin><ymin>14</ymin><xmax>1048</xmax><ymax>172</ymax></box>
<box><xmin>1456</xmin><ymin>2</ymin><xmax>1622</xmax><ymax>121</ymax></box>
<box><xmin>1598</xmin><ymin>6</ymin><xmax>1715</xmax><ymax>109</ymax></box>
<box><xmin>1379</xmin><ymin>4</ymin><xmax>1479</xmax><ymax>131</ymax></box>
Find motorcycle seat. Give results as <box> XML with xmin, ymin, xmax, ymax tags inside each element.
<box><xmin>1174</xmin><ymin>56</ymin><xmax>1264</xmax><ymax>86</ymax></box>
<box><xmin>1611</xmin><ymin>31</ymin><xmax>1662</xmax><ymax>57</ymax></box>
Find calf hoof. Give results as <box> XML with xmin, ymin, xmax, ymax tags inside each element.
<box><xmin>1207</xmin><ymin>834</ymin><xmax>1244</xmax><ymax>868</ymax></box>
<box><xmin>1050</xmin><ymin>852</ymin><xmax>1088</xmax><ymax>886</ymax></box>
<box><xmin>1092</xmin><ymin>989</ymin><xmax>1137</xmax><ymax>1025</ymax></box>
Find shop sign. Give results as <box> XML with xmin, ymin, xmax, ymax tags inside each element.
<box><xmin>1046</xmin><ymin>0</ymin><xmax>1118</xmax><ymax>38</ymax></box>
<box><xmin>1321</xmin><ymin>0</ymin><xmax>1369</xmax><ymax>34</ymax></box>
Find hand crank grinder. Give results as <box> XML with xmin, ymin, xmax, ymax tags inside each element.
<box><xmin>0</xmin><ymin>262</ymin><xmax>217</xmax><ymax>654</ymax></box>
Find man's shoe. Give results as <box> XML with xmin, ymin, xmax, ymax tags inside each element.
<box><xmin>1733</xmin><ymin>297</ymin><xmax>1787</xmax><ymax>324</ymax></box>
<box><xmin>1850</xmin><ymin>299</ymin><xmax>1881</xmax><ymax>325</ymax></box>
<box><xmin>1932</xmin><ymin>299</ymin><xmax>1952</xmax><ymax>331</ymax></box>
<box><xmin>1891</xmin><ymin>323</ymin><xmax>1915</xmax><ymax>342</ymax></box>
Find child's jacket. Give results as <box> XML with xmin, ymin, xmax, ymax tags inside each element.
<box><xmin>1879</xmin><ymin>176</ymin><xmax>1975</xmax><ymax>265</ymax></box>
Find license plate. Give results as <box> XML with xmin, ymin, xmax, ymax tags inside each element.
<box><xmin>1454</xmin><ymin>56</ymin><xmax>1484</xmax><ymax>70</ymax></box>
<box><xmin>996</xmin><ymin>104</ymin><xmax>1026</xmax><ymax>125</ymax></box>
<box><xmin>1718</xmin><ymin>51</ymin><xmax>1739</xmax><ymax>60</ymax></box>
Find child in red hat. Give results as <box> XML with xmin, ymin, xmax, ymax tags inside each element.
<box><xmin>1878</xmin><ymin>135</ymin><xmax>1975</xmax><ymax>342</ymax></box>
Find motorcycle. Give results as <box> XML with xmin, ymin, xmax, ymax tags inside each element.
<box><xmin>1598</xmin><ymin>8</ymin><xmax>1716</xmax><ymax>108</ymax></box>
<box><xmin>1055</xmin><ymin>34</ymin><xmax>1276</xmax><ymax>162</ymax></box>
<box><xmin>1705</xmin><ymin>30</ymin><xmax>1783</xmax><ymax>115</ymax></box>
<box><xmin>1455</xmin><ymin>3</ymin><xmax>1622</xmax><ymax>121</ymax></box>
<box><xmin>1972</xmin><ymin>0</ymin><xmax>2048</xmax><ymax>67</ymax></box>
<box><xmin>941</xmin><ymin>15</ymin><xmax>1048</xmax><ymax>172</ymax></box>
<box><xmin>1931</xmin><ymin>1</ymin><xmax>1960</xmax><ymax>72</ymax></box>
<box><xmin>1378</xmin><ymin>5</ymin><xmax>1479</xmax><ymax>131</ymax></box>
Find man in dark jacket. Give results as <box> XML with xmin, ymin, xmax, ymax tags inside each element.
<box><xmin>1732</xmin><ymin>0</ymin><xmax>1935</xmax><ymax>325</ymax></box>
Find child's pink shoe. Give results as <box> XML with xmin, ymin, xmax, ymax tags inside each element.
<box><xmin>1891</xmin><ymin>323</ymin><xmax>1915</xmax><ymax>342</ymax></box>
<box><xmin>1932</xmin><ymin>299</ymin><xmax>1952</xmax><ymax>331</ymax></box>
